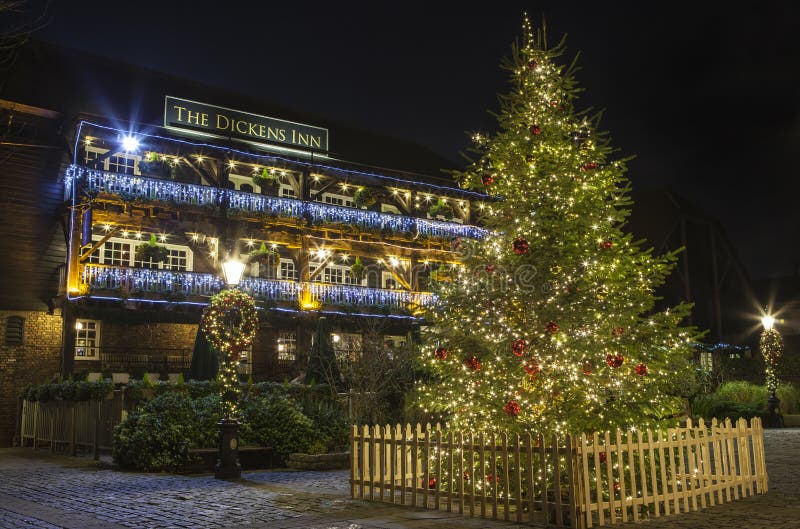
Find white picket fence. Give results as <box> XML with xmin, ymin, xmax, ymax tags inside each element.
<box><xmin>350</xmin><ymin>418</ymin><xmax>767</xmax><ymax>528</ymax></box>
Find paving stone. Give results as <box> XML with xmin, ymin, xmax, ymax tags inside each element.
<box><xmin>0</xmin><ymin>429</ymin><xmax>798</xmax><ymax>528</ymax></box>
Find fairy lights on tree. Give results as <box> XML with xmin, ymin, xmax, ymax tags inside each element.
<box><xmin>417</xmin><ymin>16</ymin><xmax>700</xmax><ymax>435</ymax></box>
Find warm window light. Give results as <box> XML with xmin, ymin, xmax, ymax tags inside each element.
<box><xmin>121</xmin><ymin>135</ymin><xmax>139</xmax><ymax>152</ymax></box>
<box><xmin>75</xmin><ymin>321</ymin><xmax>83</xmax><ymax>331</ymax></box>
<box><xmin>221</xmin><ymin>257</ymin><xmax>246</xmax><ymax>287</ymax></box>
<box><xmin>762</xmin><ymin>315</ymin><xmax>776</xmax><ymax>331</ymax></box>
<box><xmin>332</xmin><ymin>334</ymin><xmax>341</xmax><ymax>343</ymax></box>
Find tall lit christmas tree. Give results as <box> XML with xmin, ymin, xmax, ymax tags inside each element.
<box><xmin>417</xmin><ymin>18</ymin><xmax>701</xmax><ymax>434</ymax></box>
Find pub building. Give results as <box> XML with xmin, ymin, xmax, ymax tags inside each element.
<box><xmin>0</xmin><ymin>42</ymin><xmax>489</xmax><ymax>443</ymax></box>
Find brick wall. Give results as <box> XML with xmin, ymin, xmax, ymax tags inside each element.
<box><xmin>0</xmin><ymin>310</ymin><xmax>63</xmax><ymax>447</ymax></box>
<box><xmin>100</xmin><ymin>321</ymin><xmax>197</xmax><ymax>350</ymax></box>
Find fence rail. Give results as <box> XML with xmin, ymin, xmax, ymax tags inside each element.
<box><xmin>350</xmin><ymin>418</ymin><xmax>767</xmax><ymax>528</ymax></box>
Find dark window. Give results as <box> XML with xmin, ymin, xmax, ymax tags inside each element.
<box><xmin>5</xmin><ymin>316</ymin><xmax>24</xmax><ymax>345</ymax></box>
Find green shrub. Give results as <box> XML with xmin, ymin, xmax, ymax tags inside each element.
<box><xmin>193</xmin><ymin>394</ymin><xmax>223</xmax><ymax>449</ymax></box>
<box><xmin>21</xmin><ymin>381</ymin><xmax>113</xmax><ymax>402</ymax></box>
<box><xmin>304</xmin><ymin>400</ymin><xmax>349</xmax><ymax>452</ymax></box>
<box><xmin>691</xmin><ymin>381</ymin><xmax>800</xmax><ymax>419</ymax></box>
<box><xmin>239</xmin><ymin>394</ymin><xmax>317</xmax><ymax>460</ymax></box>
<box><xmin>113</xmin><ymin>393</ymin><xmax>198</xmax><ymax>472</ymax></box>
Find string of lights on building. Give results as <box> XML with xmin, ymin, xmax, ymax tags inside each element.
<box><xmin>82</xmin><ymin>264</ymin><xmax>435</xmax><ymax>308</ymax></box>
<box><xmin>66</xmin><ymin>165</ymin><xmax>488</xmax><ymax>240</ymax></box>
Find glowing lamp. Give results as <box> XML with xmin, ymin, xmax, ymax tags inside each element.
<box><xmin>121</xmin><ymin>135</ymin><xmax>139</xmax><ymax>152</ymax></box>
<box><xmin>332</xmin><ymin>334</ymin><xmax>341</xmax><ymax>343</ymax></box>
<box><xmin>761</xmin><ymin>315</ymin><xmax>775</xmax><ymax>331</ymax></box>
<box><xmin>221</xmin><ymin>257</ymin><xmax>246</xmax><ymax>287</ymax></box>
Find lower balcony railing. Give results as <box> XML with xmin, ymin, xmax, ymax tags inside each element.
<box><xmin>73</xmin><ymin>347</ymin><xmax>192</xmax><ymax>372</ymax></box>
<box><xmin>82</xmin><ymin>264</ymin><xmax>434</xmax><ymax>310</ymax></box>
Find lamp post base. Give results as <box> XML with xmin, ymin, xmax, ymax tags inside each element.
<box><xmin>767</xmin><ymin>394</ymin><xmax>784</xmax><ymax>428</ymax></box>
<box><xmin>215</xmin><ymin>418</ymin><xmax>241</xmax><ymax>480</ymax></box>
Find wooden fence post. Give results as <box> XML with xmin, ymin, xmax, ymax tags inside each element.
<box><xmin>32</xmin><ymin>401</ymin><xmax>39</xmax><ymax>450</ymax></box>
<box><xmin>93</xmin><ymin>399</ymin><xmax>100</xmax><ymax>461</ymax></box>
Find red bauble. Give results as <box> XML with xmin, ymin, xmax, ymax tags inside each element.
<box><xmin>528</xmin><ymin>59</ymin><xmax>538</xmax><ymax>69</ymax></box>
<box><xmin>427</xmin><ymin>477</ymin><xmax>437</xmax><ymax>489</ymax></box>
<box><xmin>434</xmin><ymin>347</ymin><xmax>448</xmax><ymax>360</ymax></box>
<box><xmin>530</xmin><ymin>125</ymin><xmax>542</xmax><ymax>136</ymax></box>
<box><xmin>485</xmin><ymin>264</ymin><xmax>496</xmax><ymax>273</ymax></box>
<box><xmin>600</xmin><ymin>240</ymin><xmax>613</xmax><ymax>250</ymax></box>
<box><xmin>451</xmin><ymin>237</ymin><xmax>464</xmax><ymax>251</ymax></box>
<box><xmin>465</xmin><ymin>356</ymin><xmax>482</xmax><ymax>371</ymax></box>
<box><xmin>582</xmin><ymin>362</ymin><xmax>594</xmax><ymax>375</ymax></box>
<box><xmin>524</xmin><ymin>360</ymin><xmax>540</xmax><ymax>376</ymax></box>
<box><xmin>513</xmin><ymin>237</ymin><xmax>530</xmax><ymax>255</ymax></box>
<box><xmin>606</xmin><ymin>353</ymin><xmax>624</xmax><ymax>368</ymax></box>
<box><xmin>613</xmin><ymin>481</ymin><xmax>621</xmax><ymax>492</ymax></box>
<box><xmin>545</xmin><ymin>321</ymin><xmax>559</xmax><ymax>334</ymax></box>
<box><xmin>503</xmin><ymin>400</ymin><xmax>521</xmax><ymax>416</ymax></box>
<box><xmin>582</xmin><ymin>162</ymin><xmax>598</xmax><ymax>171</ymax></box>
<box><xmin>482</xmin><ymin>174</ymin><xmax>495</xmax><ymax>186</ymax></box>
<box><xmin>549</xmin><ymin>100</ymin><xmax>559</xmax><ymax>107</ymax></box>
<box><xmin>511</xmin><ymin>339</ymin><xmax>527</xmax><ymax>356</ymax></box>
<box><xmin>599</xmin><ymin>451</ymin><xmax>607</xmax><ymax>464</ymax></box>
<box><xmin>612</xmin><ymin>326</ymin><xmax>625</xmax><ymax>337</ymax></box>
<box><xmin>635</xmin><ymin>363</ymin><xmax>648</xmax><ymax>376</ymax></box>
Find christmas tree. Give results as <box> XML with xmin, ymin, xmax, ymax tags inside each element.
<box><xmin>417</xmin><ymin>18</ymin><xmax>701</xmax><ymax>435</ymax></box>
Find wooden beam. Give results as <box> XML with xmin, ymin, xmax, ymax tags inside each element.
<box><xmin>79</xmin><ymin>227</ymin><xmax>121</xmax><ymax>262</ymax></box>
<box><xmin>389</xmin><ymin>268</ymin><xmax>412</xmax><ymax>290</ymax></box>
<box><xmin>308</xmin><ymin>254</ymin><xmax>334</xmax><ymax>282</ymax></box>
<box><xmin>182</xmin><ymin>158</ymin><xmax>218</xmax><ymax>186</ymax></box>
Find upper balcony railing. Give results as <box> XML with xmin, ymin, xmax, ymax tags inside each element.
<box><xmin>82</xmin><ymin>264</ymin><xmax>435</xmax><ymax>310</ymax></box>
<box><xmin>66</xmin><ymin>165</ymin><xmax>487</xmax><ymax>240</ymax></box>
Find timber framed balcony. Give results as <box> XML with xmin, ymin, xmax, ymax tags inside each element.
<box><xmin>82</xmin><ymin>264</ymin><xmax>435</xmax><ymax>311</ymax></box>
<box><xmin>65</xmin><ymin>165</ymin><xmax>487</xmax><ymax>240</ymax></box>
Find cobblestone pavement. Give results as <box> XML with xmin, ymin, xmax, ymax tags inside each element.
<box><xmin>0</xmin><ymin>429</ymin><xmax>798</xmax><ymax>529</ymax></box>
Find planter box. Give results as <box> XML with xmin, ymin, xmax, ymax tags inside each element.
<box><xmin>286</xmin><ymin>452</ymin><xmax>349</xmax><ymax>470</ymax></box>
<box><xmin>784</xmin><ymin>414</ymin><xmax>800</xmax><ymax>427</ymax></box>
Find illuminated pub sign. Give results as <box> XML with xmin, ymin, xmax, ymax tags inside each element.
<box><xmin>164</xmin><ymin>96</ymin><xmax>329</xmax><ymax>152</ymax></box>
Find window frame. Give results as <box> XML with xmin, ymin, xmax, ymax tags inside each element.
<box><xmin>74</xmin><ymin>319</ymin><xmax>101</xmax><ymax>360</ymax></box>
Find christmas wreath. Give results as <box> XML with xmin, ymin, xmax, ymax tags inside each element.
<box><xmin>201</xmin><ymin>289</ymin><xmax>258</xmax><ymax>362</ymax></box>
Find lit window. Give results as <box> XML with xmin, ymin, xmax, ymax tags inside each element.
<box><xmin>382</xmin><ymin>272</ymin><xmax>399</xmax><ymax>290</ymax></box>
<box><xmin>278</xmin><ymin>258</ymin><xmax>296</xmax><ymax>280</ymax></box>
<box><xmin>311</xmin><ymin>261</ymin><xmax>353</xmax><ymax>285</ymax></box>
<box><xmin>277</xmin><ymin>331</ymin><xmax>296</xmax><ymax>363</ymax></box>
<box><xmin>75</xmin><ymin>320</ymin><xmax>100</xmax><ymax>360</ymax></box>
<box><xmin>279</xmin><ymin>184</ymin><xmax>296</xmax><ymax>198</ymax></box>
<box><xmin>333</xmin><ymin>333</ymin><xmax>362</xmax><ymax>360</ymax></box>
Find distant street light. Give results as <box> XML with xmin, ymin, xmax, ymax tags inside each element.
<box><xmin>760</xmin><ymin>313</ymin><xmax>784</xmax><ymax>427</ymax></box>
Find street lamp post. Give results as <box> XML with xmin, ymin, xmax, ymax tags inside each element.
<box><xmin>213</xmin><ymin>257</ymin><xmax>249</xmax><ymax>480</ymax></box>
<box><xmin>760</xmin><ymin>314</ymin><xmax>784</xmax><ymax>428</ymax></box>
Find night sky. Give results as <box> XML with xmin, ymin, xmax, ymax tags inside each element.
<box><xmin>22</xmin><ymin>1</ymin><xmax>800</xmax><ymax>279</ymax></box>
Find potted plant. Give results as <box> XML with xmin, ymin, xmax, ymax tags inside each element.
<box><xmin>135</xmin><ymin>234</ymin><xmax>170</xmax><ymax>264</ymax></box>
<box><xmin>428</xmin><ymin>198</ymin><xmax>455</xmax><ymax>220</ymax></box>
<box><xmin>353</xmin><ymin>187</ymin><xmax>376</xmax><ymax>209</ymax></box>
<box><xmin>350</xmin><ymin>256</ymin><xmax>364</xmax><ymax>282</ymax></box>
<box><xmin>253</xmin><ymin>168</ymin><xmax>280</xmax><ymax>193</ymax></box>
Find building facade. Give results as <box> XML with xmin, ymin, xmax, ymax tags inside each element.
<box><xmin>0</xmin><ymin>42</ymin><xmax>488</xmax><ymax>445</ymax></box>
